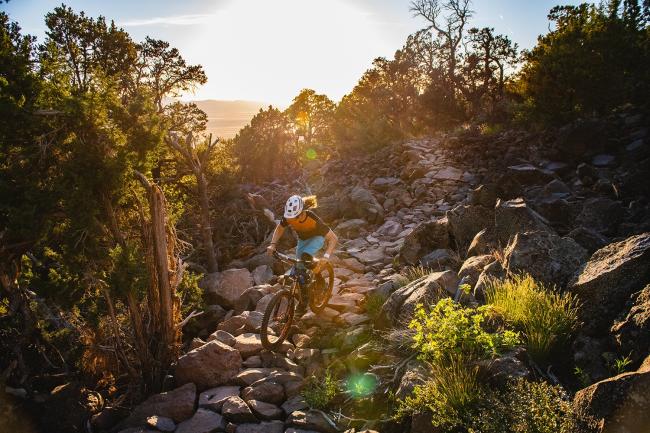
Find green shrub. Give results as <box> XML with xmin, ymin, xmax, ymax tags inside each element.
<box><xmin>409</xmin><ymin>298</ymin><xmax>521</xmax><ymax>363</ymax></box>
<box><xmin>485</xmin><ymin>274</ymin><xmax>579</xmax><ymax>363</ymax></box>
<box><xmin>302</xmin><ymin>370</ymin><xmax>339</xmax><ymax>409</ymax></box>
<box><xmin>474</xmin><ymin>379</ymin><xmax>582</xmax><ymax>433</ymax></box>
<box><xmin>399</xmin><ymin>376</ymin><xmax>581</xmax><ymax>433</ymax></box>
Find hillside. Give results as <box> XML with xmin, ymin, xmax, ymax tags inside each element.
<box><xmin>192</xmin><ymin>100</ymin><xmax>267</xmax><ymax>139</ymax></box>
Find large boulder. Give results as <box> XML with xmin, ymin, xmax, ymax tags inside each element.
<box><xmin>466</xmin><ymin>228</ymin><xmax>497</xmax><ymax>257</ymax></box>
<box><xmin>446</xmin><ymin>204</ymin><xmax>494</xmax><ymax>251</ymax></box>
<box><xmin>419</xmin><ymin>249</ymin><xmax>459</xmax><ymax>271</ymax></box>
<box><xmin>506</xmin><ymin>164</ymin><xmax>555</xmax><ymax>186</ymax></box>
<box><xmin>287</xmin><ymin>410</ymin><xmax>339</xmax><ymax>433</ymax></box>
<box><xmin>469</xmin><ymin>184</ymin><xmax>499</xmax><ymax>208</ymax></box>
<box><xmin>174</xmin><ymin>408</ymin><xmax>225</xmax><ymax>433</ymax></box>
<box><xmin>398</xmin><ymin>218</ymin><xmax>450</xmax><ymax>265</ymax></box>
<box><xmin>200</xmin><ymin>268</ymin><xmax>254</xmax><ymax>309</ymax></box>
<box><xmin>341</xmin><ymin>187</ymin><xmax>384</xmax><ymax>224</ymax></box>
<box><xmin>569</xmin><ymin>232</ymin><xmax>650</xmax><ymax>335</ymax></box>
<box><xmin>335</xmin><ymin>219</ymin><xmax>367</xmax><ymax>239</ymax></box>
<box><xmin>175</xmin><ymin>340</ymin><xmax>242</xmax><ymax>390</ymax></box>
<box><xmin>378</xmin><ymin>271</ymin><xmax>457</xmax><ymax>328</ymax></box>
<box><xmin>568</xmin><ymin>226</ymin><xmax>609</xmax><ymax>254</ymax></box>
<box><xmin>458</xmin><ymin>255</ymin><xmax>494</xmax><ymax>289</ymax></box>
<box><xmin>573</xmin><ymin>367</ymin><xmax>650</xmax><ymax>432</ymax></box>
<box><xmin>576</xmin><ymin>197</ymin><xmax>625</xmax><ymax>235</ymax></box>
<box><xmin>122</xmin><ymin>383</ymin><xmax>196</xmax><ymax>427</ymax></box>
<box><xmin>611</xmin><ymin>284</ymin><xmax>650</xmax><ymax>366</ymax></box>
<box><xmin>494</xmin><ymin>198</ymin><xmax>551</xmax><ymax>246</ymax></box>
<box><xmin>222</xmin><ymin>396</ymin><xmax>257</xmax><ymax>423</ymax></box>
<box><xmin>503</xmin><ymin>231</ymin><xmax>588</xmax><ymax>289</ymax></box>
<box><xmin>395</xmin><ymin>360</ymin><xmax>428</xmax><ymax>400</ymax></box>
<box><xmin>474</xmin><ymin>260</ymin><xmax>506</xmax><ymax>301</ymax></box>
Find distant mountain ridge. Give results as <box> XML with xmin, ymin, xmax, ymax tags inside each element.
<box><xmin>192</xmin><ymin>99</ymin><xmax>268</xmax><ymax>139</ymax></box>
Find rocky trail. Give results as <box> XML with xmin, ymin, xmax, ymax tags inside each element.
<box><xmin>111</xmin><ymin>108</ymin><xmax>650</xmax><ymax>433</ymax></box>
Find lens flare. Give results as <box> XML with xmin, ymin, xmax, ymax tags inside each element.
<box><xmin>306</xmin><ymin>148</ymin><xmax>317</xmax><ymax>160</ymax></box>
<box><xmin>345</xmin><ymin>373</ymin><xmax>378</xmax><ymax>399</ymax></box>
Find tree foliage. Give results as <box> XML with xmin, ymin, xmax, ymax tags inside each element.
<box><xmin>232</xmin><ymin>106</ymin><xmax>297</xmax><ymax>182</ymax></box>
<box><xmin>518</xmin><ymin>0</ymin><xmax>650</xmax><ymax>123</ymax></box>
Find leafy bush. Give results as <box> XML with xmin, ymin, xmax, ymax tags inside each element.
<box><xmin>409</xmin><ymin>298</ymin><xmax>521</xmax><ymax>363</ymax></box>
<box><xmin>474</xmin><ymin>379</ymin><xmax>582</xmax><ymax>433</ymax></box>
<box><xmin>485</xmin><ymin>275</ymin><xmax>579</xmax><ymax>363</ymax></box>
<box><xmin>398</xmin><ymin>376</ymin><xmax>581</xmax><ymax>433</ymax></box>
<box><xmin>302</xmin><ymin>370</ymin><xmax>339</xmax><ymax>409</ymax></box>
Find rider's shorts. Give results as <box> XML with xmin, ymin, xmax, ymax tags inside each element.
<box><xmin>296</xmin><ymin>236</ymin><xmax>325</xmax><ymax>260</ymax></box>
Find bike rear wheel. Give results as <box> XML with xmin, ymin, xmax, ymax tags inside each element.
<box><xmin>261</xmin><ymin>289</ymin><xmax>295</xmax><ymax>351</ymax></box>
<box><xmin>309</xmin><ymin>261</ymin><xmax>335</xmax><ymax>313</ymax></box>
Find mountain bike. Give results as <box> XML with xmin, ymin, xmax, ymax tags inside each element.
<box><xmin>260</xmin><ymin>250</ymin><xmax>334</xmax><ymax>351</ymax></box>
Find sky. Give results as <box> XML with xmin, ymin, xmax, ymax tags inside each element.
<box><xmin>3</xmin><ymin>0</ymin><xmax>586</xmax><ymax>107</ymax></box>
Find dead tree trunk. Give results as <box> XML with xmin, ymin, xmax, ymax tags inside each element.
<box><xmin>135</xmin><ymin>171</ymin><xmax>180</xmax><ymax>382</ymax></box>
<box><xmin>166</xmin><ymin>133</ymin><xmax>219</xmax><ymax>273</ymax></box>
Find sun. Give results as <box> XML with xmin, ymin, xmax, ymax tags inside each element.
<box><xmin>186</xmin><ymin>0</ymin><xmax>389</xmax><ymax>106</ymax></box>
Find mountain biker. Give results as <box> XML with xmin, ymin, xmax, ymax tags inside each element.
<box><xmin>266</xmin><ymin>194</ymin><xmax>338</xmax><ymax>316</ymax></box>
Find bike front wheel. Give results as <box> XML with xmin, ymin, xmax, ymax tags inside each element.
<box><xmin>309</xmin><ymin>261</ymin><xmax>335</xmax><ymax>313</ymax></box>
<box><xmin>261</xmin><ymin>289</ymin><xmax>295</xmax><ymax>351</ymax></box>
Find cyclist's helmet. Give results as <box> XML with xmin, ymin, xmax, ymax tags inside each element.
<box><xmin>284</xmin><ymin>195</ymin><xmax>304</xmax><ymax>219</ymax></box>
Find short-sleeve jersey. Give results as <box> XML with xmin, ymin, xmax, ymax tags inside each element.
<box><xmin>280</xmin><ymin>210</ymin><xmax>331</xmax><ymax>240</ymax></box>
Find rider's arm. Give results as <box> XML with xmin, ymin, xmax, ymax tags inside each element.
<box><xmin>268</xmin><ymin>223</ymin><xmax>285</xmax><ymax>252</ymax></box>
<box><xmin>322</xmin><ymin>229</ymin><xmax>338</xmax><ymax>258</ymax></box>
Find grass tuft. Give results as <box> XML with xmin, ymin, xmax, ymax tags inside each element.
<box><xmin>485</xmin><ymin>274</ymin><xmax>579</xmax><ymax>363</ymax></box>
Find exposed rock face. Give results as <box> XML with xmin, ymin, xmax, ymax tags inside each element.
<box><xmin>287</xmin><ymin>410</ymin><xmax>339</xmax><ymax>433</ymax></box>
<box><xmin>476</xmin><ymin>347</ymin><xmax>530</xmax><ymax>386</ymax></box>
<box><xmin>506</xmin><ymin>164</ymin><xmax>555</xmax><ymax>186</ymax></box>
<box><xmin>576</xmin><ymin>197</ymin><xmax>625</xmax><ymax>235</ymax></box>
<box><xmin>573</xmin><ymin>368</ymin><xmax>650</xmax><ymax>432</ymax></box>
<box><xmin>474</xmin><ymin>260</ymin><xmax>506</xmax><ymax>301</ymax></box>
<box><xmin>175</xmin><ymin>341</ymin><xmax>242</xmax><ymax>390</ymax></box>
<box><xmin>494</xmin><ymin>198</ymin><xmax>551</xmax><ymax>245</ymax></box>
<box><xmin>469</xmin><ymin>184</ymin><xmax>498</xmax><ymax>208</ymax></box>
<box><xmin>235</xmin><ymin>421</ymin><xmax>284</xmax><ymax>433</ymax></box>
<box><xmin>458</xmin><ymin>255</ymin><xmax>494</xmax><ymax>289</ymax></box>
<box><xmin>378</xmin><ymin>271</ymin><xmax>457</xmax><ymax>328</ymax></box>
<box><xmin>419</xmin><ymin>249</ymin><xmax>459</xmax><ymax>271</ymax></box>
<box><xmin>395</xmin><ymin>360</ymin><xmax>428</xmax><ymax>400</ymax></box>
<box><xmin>611</xmin><ymin>284</ymin><xmax>650</xmax><ymax>365</ymax></box>
<box><xmin>569</xmin><ymin>232</ymin><xmax>650</xmax><ymax>335</ymax></box>
<box><xmin>174</xmin><ymin>408</ymin><xmax>225</xmax><ymax>433</ymax></box>
<box><xmin>222</xmin><ymin>396</ymin><xmax>257</xmax><ymax>423</ymax></box>
<box><xmin>201</xmin><ymin>268</ymin><xmax>254</xmax><ymax>308</ymax></box>
<box><xmin>446</xmin><ymin>204</ymin><xmax>494</xmax><ymax>251</ymax></box>
<box><xmin>398</xmin><ymin>218</ymin><xmax>450</xmax><ymax>265</ymax></box>
<box><xmin>568</xmin><ymin>226</ymin><xmax>609</xmax><ymax>254</ymax></box>
<box><xmin>122</xmin><ymin>383</ymin><xmax>196</xmax><ymax>427</ymax></box>
<box><xmin>335</xmin><ymin>219</ymin><xmax>367</xmax><ymax>239</ymax></box>
<box><xmin>198</xmin><ymin>386</ymin><xmax>241</xmax><ymax>412</ymax></box>
<box><xmin>466</xmin><ymin>228</ymin><xmax>497</xmax><ymax>257</ymax></box>
<box><xmin>503</xmin><ymin>231</ymin><xmax>588</xmax><ymax>289</ymax></box>
<box><xmin>343</xmin><ymin>186</ymin><xmax>384</xmax><ymax>224</ymax></box>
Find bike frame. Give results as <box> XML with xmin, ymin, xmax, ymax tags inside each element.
<box><xmin>273</xmin><ymin>250</ymin><xmax>317</xmax><ymax>303</ymax></box>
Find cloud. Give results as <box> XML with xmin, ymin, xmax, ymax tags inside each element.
<box><xmin>119</xmin><ymin>14</ymin><xmax>215</xmax><ymax>27</ymax></box>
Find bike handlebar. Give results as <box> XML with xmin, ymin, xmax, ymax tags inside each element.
<box><xmin>272</xmin><ymin>250</ymin><xmax>319</xmax><ymax>265</ymax></box>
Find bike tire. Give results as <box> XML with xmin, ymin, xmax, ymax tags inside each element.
<box><xmin>309</xmin><ymin>261</ymin><xmax>335</xmax><ymax>313</ymax></box>
<box><xmin>260</xmin><ymin>289</ymin><xmax>295</xmax><ymax>351</ymax></box>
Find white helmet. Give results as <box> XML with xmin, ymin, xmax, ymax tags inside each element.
<box><xmin>284</xmin><ymin>195</ymin><xmax>304</xmax><ymax>218</ymax></box>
